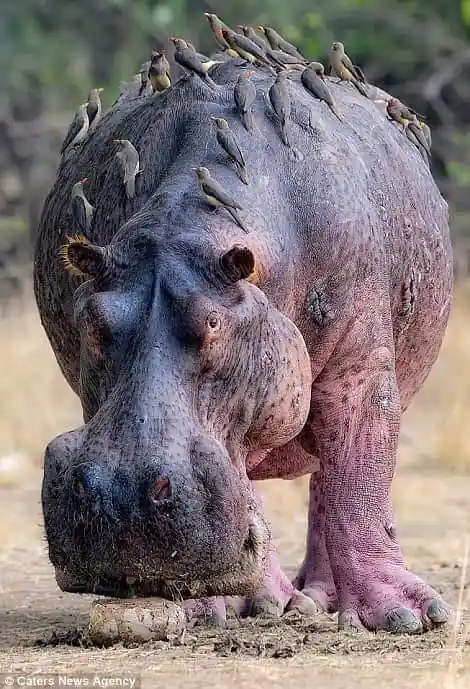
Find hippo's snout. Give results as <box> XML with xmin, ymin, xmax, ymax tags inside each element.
<box><xmin>72</xmin><ymin>465</ymin><xmax>174</xmax><ymax>521</ymax></box>
<box><xmin>42</xmin><ymin>426</ymin><xmax>268</xmax><ymax>600</ymax></box>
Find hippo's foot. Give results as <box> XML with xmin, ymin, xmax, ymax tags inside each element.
<box><xmin>180</xmin><ymin>550</ymin><xmax>317</xmax><ymax>628</ymax></box>
<box><xmin>330</xmin><ymin>544</ymin><xmax>452</xmax><ymax>634</ymax></box>
<box><xmin>293</xmin><ymin>559</ymin><xmax>338</xmax><ymax>614</ymax></box>
<box><xmin>241</xmin><ymin>548</ymin><xmax>318</xmax><ymax>619</ymax></box>
<box><xmin>296</xmin><ymin>531</ymin><xmax>452</xmax><ymax>632</ymax></box>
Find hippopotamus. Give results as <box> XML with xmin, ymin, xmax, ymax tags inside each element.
<box><xmin>34</xmin><ymin>53</ymin><xmax>453</xmax><ymax>634</ymax></box>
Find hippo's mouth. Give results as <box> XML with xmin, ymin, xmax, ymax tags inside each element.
<box><xmin>52</xmin><ymin>521</ymin><xmax>265</xmax><ymax>600</ymax></box>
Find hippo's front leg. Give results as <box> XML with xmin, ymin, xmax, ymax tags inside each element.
<box><xmin>298</xmin><ymin>330</ymin><xmax>452</xmax><ymax>633</ymax></box>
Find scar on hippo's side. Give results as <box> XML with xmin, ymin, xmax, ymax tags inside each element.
<box><xmin>59</xmin><ymin>234</ymin><xmax>107</xmax><ymax>278</ymax></box>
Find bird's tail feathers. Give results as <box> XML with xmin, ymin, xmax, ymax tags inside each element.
<box><xmin>125</xmin><ymin>175</ymin><xmax>135</xmax><ymax>200</ymax></box>
<box><xmin>227</xmin><ymin>207</ymin><xmax>250</xmax><ymax>233</ymax></box>
<box><xmin>241</xmin><ymin>109</ymin><xmax>254</xmax><ymax>132</ymax></box>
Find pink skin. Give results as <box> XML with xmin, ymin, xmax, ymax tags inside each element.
<box><xmin>181</xmin><ymin>292</ymin><xmax>452</xmax><ymax>633</ymax></box>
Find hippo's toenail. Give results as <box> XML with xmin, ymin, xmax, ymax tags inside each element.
<box><xmin>384</xmin><ymin>607</ymin><xmax>422</xmax><ymax>634</ymax></box>
<box><xmin>152</xmin><ymin>476</ymin><xmax>172</xmax><ymax>502</ymax></box>
<box><xmin>425</xmin><ymin>599</ymin><xmax>452</xmax><ymax>626</ymax></box>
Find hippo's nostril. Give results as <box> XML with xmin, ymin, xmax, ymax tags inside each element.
<box><xmin>152</xmin><ymin>476</ymin><xmax>172</xmax><ymax>503</ymax></box>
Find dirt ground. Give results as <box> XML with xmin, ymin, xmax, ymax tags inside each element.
<box><xmin>0</xmin><ymin>289</ymin><xmax>469</xmax><ymax>688</ymax></box>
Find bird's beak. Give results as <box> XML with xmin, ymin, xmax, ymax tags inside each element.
<box><xmin>190</xmin><ymin>167</ymin><xmax>198</xmax><ymax>171</ymax></box>
<box><xmin>203</xmin><ymin>12</ymin><xmax>210</xmax><ymax>17</ymax></box>
<box><xmin>81</xmin><ymin>102</ymin><xmax>89</xmax><ymax>107</ymax></box>
<box><xmin>113</xmin><ymin>139</ymin><xmax>121</xmax><ymax>144</ymax></box>
<box><xmin>80</xmin><ymin>177</ymin><xmax>88</xmax><ymax>185</ymax></box>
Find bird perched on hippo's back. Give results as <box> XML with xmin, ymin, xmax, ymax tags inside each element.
<box><xmin>169</xmin><ymin>37</ymin><xmax>218</xmax><ymax>91</ymax></box>
<box><xmin>234</xmin><ymin>70</ymin><xmax>257</xmax><ymax>132</ymax></box>
<box><xmin>386</xmin><ymin>97</ymin><xmax>425</xmax><ymax>130</ymax></box>
<box><xmin>328</xmin><ymin>41</ymin><xmax>368</xmax><ymax>97</ymax></box>
<box><xmin>268</xmin><ymin>71</ymin><xmax>292</xmax><ymax>146</ymax></box>
<box><xmin>258</xmin><ymin>25</ymin><xmax>305</xmax><ymax>62</ymax></box>
<box><xmin>204</xmin><ymin>12</ymin><xmax>239</xmax><ymax>57</ymax></box>
<box><xmin>211</xmin><ymin>117</ymin><xmax>249</xmax><ymax>185</ymax></box>
<box><xmin>221</xmin><ymin>27</ymin><xmax>283</xmax><ymax>74</ymax></box>
<box><xmin>193</xmin><ymin>167</ymin><xmax>249</xmax><ymax>233</ymax></box>
<box><xmin>60</xmin><ymin>102</ymin><xmax>89</xmax><ymax>157</ymax></box>
<box><xmin>301</xmin><ymin>62</ymin><xmax>343</xmax><ymax>122</ymax></box>
<box><xmin>148</xmin><ymin>50</ymin><xmax>171</xmax><ymax>92</ymax></box>
<box><xmin>138</xmin><ymin>60</ymin><xmax>153</xmax><ymax>97</ymax></box>
<box><xmin>114</xmin><ymin>139</ymin><xmax>143</xmax><ymax>200</ymax></box>
<box><xmin>86</xmin><ymin>88</ymin><xmax>104</xmax><ymax>133</ymax></box>
<box><xmin>237</xmin><ymin>25</ymin><xmax>267</xmax><ymax>52</ymax></box>
<box><xmin>70</xmin><ymin>178</ymin><xmax>94</xmax><ymax>234</ymax></box>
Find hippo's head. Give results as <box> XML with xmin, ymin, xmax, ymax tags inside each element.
<box><xmin>43</xmin><ymin>229</ymin><xmax>312</xmax><ymax>599</ymax></box>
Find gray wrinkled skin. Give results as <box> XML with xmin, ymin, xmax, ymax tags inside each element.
<box><xmin>34</xmin><ymin>59</ymin><xmax>453</xmax><ymax>631</ymax></box>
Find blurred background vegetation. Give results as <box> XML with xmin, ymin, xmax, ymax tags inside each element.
<box><xmin>0</xmin><ymin>0</ymin><xmax>469</xmax><ymax>295</ymax></box>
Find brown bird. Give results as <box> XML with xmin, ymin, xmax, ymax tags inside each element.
<box><xmin>149</xmin><ymin>50</ymin><xmax>171</xmax><ymax>92</ymax></box>
<box><xmin>386</xmin><ymin>97</ymin><xmax>425</xmax><ymax>129</ymax></box>
<box><xmin>114</xmin><ymin>139</ymin><xmax>142</xmax><ymax>200</ymax></box>
<box><xmin>193</xmin><ymin>167</ymin><xmax>249</xmax><ymax>233</ymax></box>
<box><xmin>60</xmin><ymin>102</ymin><xmax>89</xmax><ymax>156</ymax></box>
<box><xmin>420</xmin><ymin>121</ymin><xmax>432</xmax><ymax>151</ymax></box>
<box><xmin>204</xmin><ymin>13</ymin><xmax>239</xmax><ymax>57</ymax></box>
<box><xmin>234</xmin><ymin>71</ymin><xmax>257</xmax><ymax>132</ymax></box>
<box><xmin>169</xmin><ymin>37</ymin><xmax>218</xmax><ymax>90</ymax></box>
<box><xmin>237</xmin><ymin>25</ymin><xmax>267</xmax><ymax>51</ymax></box>
<box><xmin>301</xmin><ymin>63</ymin><xmax>343</xmax><ymax>122</ymax></box>
<box><xmin>268</xmin><ymin>49</ymin><xmax>307</xmax><ymax>69</ymax></box>
<box><xmin>329</xmin><ymin>42</ymin><xmax>368</xmax><ymax>96</ymax></box>
<box><xmin>138</xmin><ymin>60</ymin><xmax>152</xmax><ymax>97</ymax></box>
<box><xmin>70</xmin><ymin>178</ymin><xmax>95</xmax><ymax>234</ymax></box>
<box><xmin>211</xmin><ymin>117</ymin><xmax>248</xmax><ymax>185</ymax></box>
<box><xmin>404</xmin><ymin>124</ymin><xmax>429</xmax><ymax>164</ymax></box>
<box><xmin>187</xmin><ymin>42</ymin><xmax>219</xmax><ymax>72</ymax></box>
<box><xmin>268</xmin><ymin>71</ymin><xmax>292</xmax><ymax>146</ymax></box>
<box><xmin>406</xmin><ymin>120</ymin><xmax>431</xmax><ymax>156</ymax></box>
<box><xmin>329</xmin><ymin>41</ymin><xmax>366</xmax><ymax>82</ymax></box>
<box><xmin>86</xmin><ymin>88</ymin><xmax>104</xmax><ymax>133</ymax></box>
<box><xmin>221</xmin><ymin>28</ymin><xmax>283</xmax><ymax>73</ymax></box>
<box><xmin>258</xmin><ymin>25</ymin><xmax>305</xmax><ymax>62</ymax></box>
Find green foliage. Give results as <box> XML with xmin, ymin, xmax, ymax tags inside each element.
<box><xmin>1</xmin><ymin>0</ymin><xmax>470</xmax><ymax>249</ymax></box>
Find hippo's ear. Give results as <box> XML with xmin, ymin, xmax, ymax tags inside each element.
<box><xmin>220</xmin><ymin>245</ymin><xmax>256</xmax><ymax>283</ymax></box>
<box><xmin>59</xmin><ymin>234</ymin><xmax>107</xmax><ymax>278</ymax></box>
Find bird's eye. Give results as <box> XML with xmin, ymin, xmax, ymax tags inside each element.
<box><xmin>206</xmin><ymin>312</ymin><xmax>221</xmax><ymax>331</ymax></box>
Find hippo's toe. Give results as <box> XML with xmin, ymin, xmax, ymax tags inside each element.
<box><xmin>384</xmin><ymin>607</ymin><xmax>422</xmax><ymax>634</ymax></box>
<box><xmin>423</xmin><ymin>599</ymin><xmax>452</xmax><ymax>628</ymax></box>
<box><xmin>182</xmin><ymin>596</ymin><xmax>227</xmax><ymax>628</ymax></box>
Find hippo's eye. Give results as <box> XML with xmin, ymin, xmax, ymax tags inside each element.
<box><xmin>206</xmin><ymin>312</ymin><xmax>221</xmax><ymax>331</ymax></box>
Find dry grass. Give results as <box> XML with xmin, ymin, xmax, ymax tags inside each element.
<box><xmin>0</xmin><ymin>284</ymin><xmax>80</xmax><ymax>465</ymax></box>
